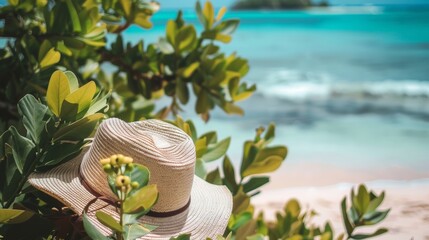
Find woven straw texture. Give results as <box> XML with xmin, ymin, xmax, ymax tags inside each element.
<box><xmin>28</xmin><ymin>118</ymin><xmax>232</xmax><ymax>239</ymax></box>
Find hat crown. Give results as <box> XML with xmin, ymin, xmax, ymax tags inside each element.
<box><xmin>80</xmin><ymin>118</ymin><xmax>195</xmax><ymax>212</ymax></box>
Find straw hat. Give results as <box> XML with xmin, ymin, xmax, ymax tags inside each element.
<box><xmin>28</xmin><ymin>118</ymin><xmax>232</xmax><ymax>239</ymax></box>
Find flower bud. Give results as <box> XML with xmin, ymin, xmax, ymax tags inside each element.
<box><xmin>115</xmin><ymin>175</ymin><xmax>131</xmax><ymax>187</ymax></box>
<box><xmin>100</xmin><ymin>158</ymin><xmax>110</xmax><ymax>165</ymax></box>
<box><xmin>110</xmin><ymin>155</ymin><xmax>119</xmax><ymax>165</ymax></box>
<box><xmin>103</xmin><ymin>164</ymin><xmax>112</xmax><ymax>173</ymax></box>
<box><xmin>125</xmin><ymin>163</ymin><xmax>134</xmax><ymax>171</ymax></box>
<box><xmin>117</xmin><ymin>154</ymin><xmax>125</xmax><ymax>164</ymax></box>
<box><xmin>131</xmin><ymin>181</ymin><xmax>139</xmax><ymax>188</ymax></box>
<box><xmin>123</xmin><ymin>156</ymin><xmax>133</xmax><ymax>164</ymax></box>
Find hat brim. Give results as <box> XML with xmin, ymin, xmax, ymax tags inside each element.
<box><xmin>28</xmin><ymin>151</ymin><xmax>232</xmax><ymax>239</ymax></box>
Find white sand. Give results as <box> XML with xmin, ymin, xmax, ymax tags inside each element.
<box><xmin>253</xmin><ymin>179</ymin><xmax>429</xmax><ymax>239</ymax></box>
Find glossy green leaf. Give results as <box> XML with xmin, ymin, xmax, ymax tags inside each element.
<box><xmin>17</xmin><ymin>95</ymin><xmax>48</xmax><ymax>144</ymax></box>
<box><xmin>217</xmin><ymin>19</ymin><xmax>240</xmax><ymax>35</ymax></box>
<box><xmin>363</xmin><ymin>210</ymin><xmax>390</xmax><ymax>225</ymax></box>
<box><xmin>9</xmin><ymin>126</ymin><xmax>36</xmax><ymax>174</ymax></box>
<box><xmin>96</xmin><ymin>211</ymin><xmax>122</xmax><ymax>232</ymax></box>
<box><xmin>206</xmin><ymin>168</ymin><xmax>222</xmax><ymax>185</ymax></box>
<box><xmin>341</xmin><ymin>197</ymin><xmax>353</xmax><ymax>236</ymax></box>
<box><xmin>357</xmin><ymin>185</ymin><xmax>370</xmax><ymax>213</ymax></box>
<box><xmin>134</xmin><ymin>12</ymin><xmax>152</xmax><ymax>29</ymax></box>
<box><xmin>232</xmin><ymin>188</ymin><xmax>250</xmax><ymax>214</ymax></box>
<box><xmin>39</xmin><ymin>48</ymin><xmax>61</xmax><ymax>69</ymax></box>
<box><xmin>195</xmin><ymin>158</ymin><xmax>207</xmax><ymax>178</ymax></box>
<box><xmin>195</xmin><ymin>137</ymin><xmax>207</xmax><ymax>158</ymax></box>
<box><xmin>0</xmin><ymin>209</ymin><xmax>34</xmax><ymax>224</ymax></box>
<box><xmin>285</xmin><ymin>199</ymin><xmax>301</xmax><ymax>217</ymax></box>
<box><xmin>170</xmin><ymin>233</ymin><xmax>191</xmax><ymax>240</ymax></box>
<box><xmin>202</xmin><ymin>1</ymin><xmax>214</xmax><ymax>28</ymax></box>
<box><xmin>196</xmin><ymin>90</ymin><xmax>210</xmax><ymax>114</ymax></box>
<box><xmin>123</xmin><ymin>184</ymin><xmax>158</xmax><ymax>214</ymax></box>
<box><xmin>177</xmin><ymin>25</ymin><xmax>197</xmax><ymax>52</ymax></box>
<box><xmin>124</xmin><ymin>223</ymin><xmax>157</xmax><ymax>240</ymax></box>
<box><xmin>216</xmin><ymin>6</ymin><xmax>227</xmax><ymax>21</ymax></box>
<box><xmin>65</xmin><ymin>0</ymin><xmax>82</xmax><ymax>32</ymax></box>
<box><xmin>46</xmin><ymin>70</ymin><xmax>70</xmax><ymax>117</ymax></box>
<box><xmin>83</xmin><ymin>214</ymin><xmax>110</xmax><ymax>240</ymax></box>
<box><xmin>64</xmin><ymin>71</ymin><xmax>79</xmax><ymax>92</ymax></box>
<box><xmin>166</xmin><ymin>20</ymin><xmax>177</xmax><ymax>46</ymax></box>
<box><xmin>182</xmin><ymin>62</ymin><xmax>200</xmax><ymax>78</ymax></box>
<box><xmin>158</xmin><ymin>38</ymin><xmax>174</xmax><ymax>54</ymax></box>
<box><xmin>242</xmin><ymin>155</ymin><xmax>283</xmax><ymax>177</ymax></box>
<box><xmin>255</xmin><ymin>146</ymin><xmax>288</xmax><ymax>163</ymax></box>
<box><xmin>120</xmin><ymin>0</ymin><xmax>132</xmax><ymax>18</ymax></box>
<box><xmin>195</xmin><ymin>1</ymin><xmax>206</xmax><ymax>27</ymax></box>
<box><xmin>176</xmin><ymin>78</ymin><xmax>189</xmax><ymax>104</ymax></box>
<box><xmin>56</xmin><ymin>40</ymin><xmax>72</xmax><ymax>56</ymax></box>
<box><xmin>53</xmin><ymin>113</ymin><xmax>104</xmax><ymax>141</ymax></box>
<box><xmin>229</xmin><ymin>212</ymin><xmax>252</xmax><ymax>231</ymax></box>
<box><xmin>201</xmin><ymin>137</ymin><xmax>230</xmax><ymax>162</ymax></box>
<box><xmin>126</xmin><ymin>164</ymin><xmax>150</xmax><ymax>196</ymax></box>
<box><xmin>243</xmin><ymin>177</ymin><xmax>269</xmax><ymax>193</ymax></box>
<box><xmin>61</xmin><ymin>81</ymin><xmax>96</xmax><ymax>119</ymax></box>
<box><xmin>351</xmin><ymin>228</ymin><xmax>388</xmax><ymax>239</ymax></box>
<box><xmin>37</xmin><ymin>141</ymin><xmax>84</xmax><ymax>170</ymax></box>
<box><xmin>264</xmin><ymin>123</ymin><xmax>275</xmax><ymax>143</ymax></box>
<box><xmin>85</xmin><ymin>90</ymin><xmax>111</xmax><ymax>117</ymax></box>
<box><xmin>222</xmin><ymin>155</ymin><xmax>238</xmax><ymax>193</ymax></box>
<box><xmin>366</xmin><ymin>191</ymin><xmax>385</xmax><ymax>213</ymax></box>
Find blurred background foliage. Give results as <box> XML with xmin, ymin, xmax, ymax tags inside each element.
<box><xmin>0</xmin><ymin>0</ymin><xmax>389</xmax><ymax>239</ymax></box>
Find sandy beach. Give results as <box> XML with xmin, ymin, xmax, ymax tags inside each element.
<box><xmin>253</xmin><ymin>178</ymin><xmax>429</xmax><ymax>239</ymax></box>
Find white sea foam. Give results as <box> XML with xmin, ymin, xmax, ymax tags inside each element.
<box><xmin>259</xmin><ymin>69</ymin><xmax>429</xmax><ymax>101</ymax></box>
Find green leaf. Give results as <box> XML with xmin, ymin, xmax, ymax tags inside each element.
<box><xmin>242</xmin><ymin>155</ymin><xmax>283</xmax><ymax>177</ymax></box>
<box><xmin>206</xmin><ymin>168</ymin><xmax>222</xmax><ymax>185</ymax></box>
<box><xmin>223</xmin><ymin>155</ymin><xmax>238</xmax><ymax>194</ymax></box>
<box><xmin>9</xmin><ymin>126</ymin><xmax>36</xmax><ymax>174</ymax></box>
<box><xmin>195</xmin><ymin>137</ymin><xmax>207</xmax><ymax>158</ymax></box>
<box><xmin>217</xmin><ymin>19</ymin><xmax>240</xmax><ymax>35</ymax></box>
<box><xmin>126</xmin><ymin>164</ymin><xmax>150</xmax><ymax>196</ymax></box>
<box><xmin>357</xmin><ymin>185</ymin><xmax>370</xmax><ymax>213</ymax></box>
<box><xmin>123</xmin><ymin>184</ymin><xmax>158</xmax><ymax>214</ymax></box>
<box><xmin>195</xmin><ymin>158</ymin><xmax>207</xmax><ymax>179</ymax></box>
<box><xmin>166</xmin><ymin>20</ymin><xmax>177</xmax><ymax>46</ymax></box>
<box><xmin>203</xmin><ymin>1</ymin><xmax>214</xmax><ymax>28</ymax></box>
<box><xmin>158</xmin><ymin>38</ymin><xmax>174</xmax><ymax>54</ymax></box>
<box><xmin>37</xmin><ymin>141</ymin><xmax>84</xmax><ymax>170</ymax></box>
<box><xmin>56</xmin><ymin>40</ymin><xmax>72</xmax><ymax>56</ymax></box>
<box><xmin>39</xmin><ymin>48</ymin><xmax>61</xmax><ymax>69</ymax></box>
<box><xmin>170</xmin><ymin>233</ymin><xmax>191</xmax><ymax>240</ymax></box>
<box><xmin>243</xmin><ymin>177</ymin><xmax>269</xmax><ymax>193</ymax></box>
<box><xmin>351</xmin><ymin>228</ymin><xmax>388</xmax><ymax>239</ymax></box>
<box><xmin>0</xmin><ymin>209</ymin><xmax>34</xmax><ymax>224</ymax></box>
<box><xmin>61</xmin><ymin>81</ymin><xmax>96</xmax><ymax>118</ymax></box>
<box><xmin>176</xmin><ymin>78</ymin><xmax>189</xmax><ymax>105</ymax></box>
<box><xmin>53</xmin><ymin>113</ymin><xmax>104</xmax><ymax>141</ymax></box>
<box><xmin>64</xmin><ymin>71</ymin><xmax>79</xmax><ymax>92</ymax></box>
<box><xmin>200</xmin><ymin>131</ymin><xmax>217</xmax><ymax>145</ymax></box>
<box><xmin>96</xmin><ymin>211</ymin><xmax>122</xmax><ymax>232</ymax></box>
<box><xmin>264</xmin><ymin>123</ymin><xmax>275</xmax><ymax>143</ymax></box>
<box><xmin>134</xmin><ymin>12</ymin><xmax>152</xmax><ymax>29</ymax></box>
<box><xmin>120</xmin><ymin>0</ymin><xmax>132</xmax><ymax>18</ymax></box>
<box><xmin>85</xmin><ymin>90</ymin><xmax>111</xmax><ymax>117</ymax></box>
<box><xmin>196</xmin><ymin>90</ymin><xmax>210</xmax><ymax>114</ymax></box>
<box><xmin>366</xmin><ymin>191</ymin><xmax>385</xmax><ymax>213</ymax></box>
<box><xmin>123</xmin><ymin>223</ymin><xmax>157</xmax><ymax>240</ymax></box>
<box><xmin>17</xmin><ymin>95</ymin><xmax>48</xmax><ymax>144</ymax></box>
<box><xmin>182</xmin><ymin>62</ymin><xmax>200</xmax><ymax>78</ymax></box>
<box><xmin>46</xmin><ymin>70</ymin><xmax>70</xmax><ymax>117</ymax></box>
<box><xmin>83</xmin><ymin>214</ymin><xmax>110</xmax><ymax>240</ymax></box>
<box><xmin>341</xmin><ymin>197</ymin><xmax>353</xmax><ymax>236</ymax></box>
<box><xmin>285</xmin><ymin>199</ymin><xmax>301</xmax><ymax>217</ymax></box>
<box><xmin>195</xmin><ymin>1</ymin><xmax>206</xmax><ymax>27</ymax></box>
<box><xmin>177</xmin><ymin>25</ymin><xmax>197</xmax><ymax>52</ymax></box>
<box><xmin>65</xmin><ymin>0</ymin><xmax>82</xmax><ymax>32</ymax></box>
<box><xmin>216</xmin><ymin>6</ymin><xmax>227</xmax><ymax>21</ymax></box>
<box><xmin>229</xmin><ymin>212</ymin><xmax>252</xmax><ymax>231</ymax></box>
<box><xmin>363</xmin><ymin>210</ymin><xmax>390</xmax><ymax>225</ymax></box>
<box><xmin>201</xmin><ymin>137</ymin><xmax>230</xmax><ymax>162</ymax></box>
<box><xmin>255</xmin><ymin>146</ymin><xmax>288</xmax><ymax>163</ymax></box>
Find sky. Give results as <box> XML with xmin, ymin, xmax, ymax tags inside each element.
<box><xmin>160</xmin><ymin>0</ymin><xmax>429</xmax><ymax>9</ymax></box>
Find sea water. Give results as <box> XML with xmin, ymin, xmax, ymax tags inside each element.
<box><xmin>120</xmin><ymin>5</ymin><xmax>429</xmax><ymax>184</ymax></box>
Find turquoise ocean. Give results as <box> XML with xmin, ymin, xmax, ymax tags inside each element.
<box><xmin>121</xmin><ymin>5</ymin><xmax>429</xmax><ymax>185</ymax></box>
